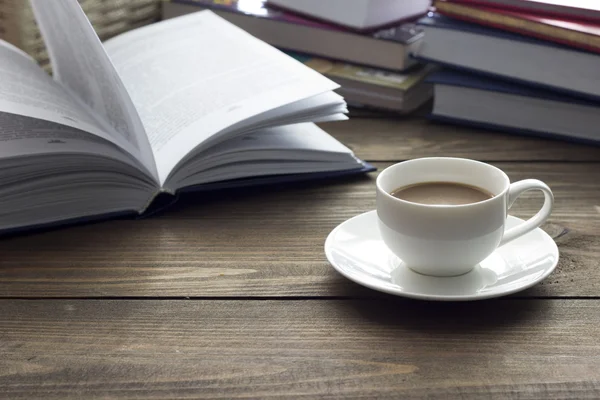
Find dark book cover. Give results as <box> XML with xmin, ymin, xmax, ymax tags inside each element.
<box><xmin>426</xmin><ymin>68</ymin><xmax>598</xmax><ymax>106</ymax></box>
<box><xmin>414</xmin><ymin>13</ymin><xmax>600</xmax><ymax>101</ymax></box>
<box><xmin>426</xmin><ymin>69</ymin><xmax>600</xmax><ymax>146</ymax></box>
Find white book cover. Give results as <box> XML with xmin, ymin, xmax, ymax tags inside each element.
<box><xmin>267</xmin><ymin>0</ymin><xmax>431</xmax><ymax>30</ymax></box>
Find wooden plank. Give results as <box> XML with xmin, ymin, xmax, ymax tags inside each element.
<box><xmin>1</xmin><ymin>299</ymin><xmax>600</xmax><ymax>399</ymax></box>
<box><xmin>320</xmin><ymin>117</ymin><xmax>600</xmax><ymax>162</ymax></box>
<box><xmin>0</xmin><ymin>162</ymin><xmax>598</xmax><ymax>298</ymax></box>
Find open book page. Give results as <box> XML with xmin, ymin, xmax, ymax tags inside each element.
<box><xmin>207</xmin><ymin>123</ymin><xmax>355</xmax><ymax>155</ymax></box>
<box><xmin>0</xmin><ymin>40</ymin><xmax>145</xmax><ymax>159</ymax></box>
<box><xmin>177</xmin><ymin>91</ymin><xmax>348</xmax><ymax>163</ymax></box>
<box><xmin>167</xmin><ymin>123</ymin><xmax>363</xmax><ymax>188</ymax></box>
<box><xmin>103</xmin><ymin>11</ymin><xmax>341</xmax><ymax>185</ymax></box>
<box><xmin>0</xmin><ymin>111</ymin><xmax>154</xmax><ymax>184</ymax></box>
<box><xmin>0</xmin><ymin>115</ymin><xmax>158</xmax><ymax>231</ymax></box>
<box><xmin>169</xmin><ymin>123</ymin><xmax>358</xmax><ymax>186</ymax></box>
<box><xmin>29</xmin><ymin>0</ymin><xmax>158</xmax><ymax>180</ymax></box>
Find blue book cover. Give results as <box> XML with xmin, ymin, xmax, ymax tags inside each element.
<box><xmin>417</xmin><ymin>13</ymin><xmax>572</xmax><ymax>49</ymax></box>
<box><xmin>425</xmin><ymin>69</ymin><xmax>600</xmax><ymax>146</ymax></box>
<box><xmin>414</xmin><ymin>13</ymin><xmax>600</xmax><ymax>102</ymax></box>
<box><xmin>426</xmin><ymin>69</ymin><xmax>598</xmax><ymax>106</ymax></box>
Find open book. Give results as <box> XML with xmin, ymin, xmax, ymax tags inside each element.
<box><xmin>0</xmin><ymin>0</ymin><xmax>372</xmax><ymax>234</ymax></box>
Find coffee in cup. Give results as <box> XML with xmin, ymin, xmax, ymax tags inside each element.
<box><xmin>390</xmin><ymin>181</ymin><xmax>493</xmax><ymax>206</ymax></box>
<box><xmin>376</xmin><ymin>157</ymin><xmax>554</xmax><ymax>277</ymax></box>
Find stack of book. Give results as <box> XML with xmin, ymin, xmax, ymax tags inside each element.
<box><xmin>161</xmin><ymin>0</ymin><xmax>434</xmax><ymax>114</ymax></box>
<box><xmin>414</xmin><ymin>0</ymin><xmax>600</xmax><ymax>144</ymax></box>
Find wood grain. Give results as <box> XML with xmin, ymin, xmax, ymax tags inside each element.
<box><xmin>1</xmin><ymin>299</ymin><xmax>600</xmax><ymax>399</ymax></box>
<box><xmin>320</xmin><ymin>117</ymin><xmax>600</xmax><ymax>162</ymax></box>
<box><xmin>1</xmin><ymin>162</ymin><xmax>598</xmax><ymax>298</ymax></box>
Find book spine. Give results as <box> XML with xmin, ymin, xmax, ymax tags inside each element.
<box><xmin>434</xmin><ymin>1</ymin><xmax>600</xmax><ymax>54</ymax></box>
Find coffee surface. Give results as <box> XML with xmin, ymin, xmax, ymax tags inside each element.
<box><xmin>390</xmin><ymin>181</ymin><xmax>493</xmax><ymax>205</ymax></box>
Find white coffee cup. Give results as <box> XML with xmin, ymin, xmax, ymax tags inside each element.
<box><xmin>376</xmin><ymin>157</ymin><xmax>554</xmax><ymax>277</ymax></box>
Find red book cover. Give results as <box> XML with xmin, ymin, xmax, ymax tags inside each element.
<box><xmin>435</xmin><ymin>0</ymin><xmax>600</xmax><ymax>54</ymax></box>
<box><xmin>447</xmin><ymin>0</ymin><xmax>600</xmax><ymax>23</ymax></box>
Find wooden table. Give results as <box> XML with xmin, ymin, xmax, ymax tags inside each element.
<box><xmin>2</xmin><ymin>113</ymin><xmax>600</xmax><ymax>399</ymax></box>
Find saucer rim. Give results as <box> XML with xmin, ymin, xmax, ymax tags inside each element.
<box><xmin>324</xmin><ymin>210</ymin><xmax>559</xmax><ymax>301</ymax></box>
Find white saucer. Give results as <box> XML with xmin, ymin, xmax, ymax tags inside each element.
<box><xmin>325</xmin><ymin>211</ymin><xmax>559</xmax><ymax>301</ymax></box>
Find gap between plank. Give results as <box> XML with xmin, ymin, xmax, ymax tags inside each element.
<box><xmin>0</xmin><ymin>295</ymin><xmax>599</xmax><ymax>301</ymax></box>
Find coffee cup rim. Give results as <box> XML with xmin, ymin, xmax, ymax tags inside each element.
<box><xmin>376</xmin><ymin>157</ymin><xmax>510</xmax><ymax>209</ymax></box>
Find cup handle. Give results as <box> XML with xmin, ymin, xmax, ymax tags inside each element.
<box><xmin>499</xmin><ymin>179</ymin><xmax>554</xmax><ymax>247</ymax></box>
